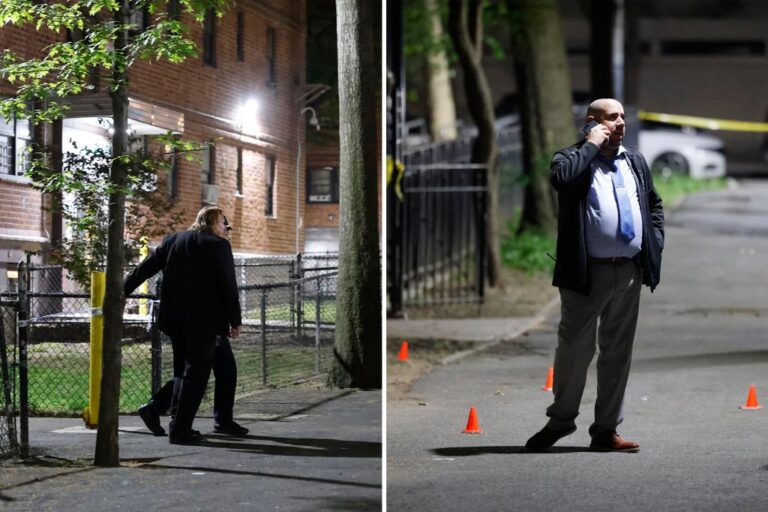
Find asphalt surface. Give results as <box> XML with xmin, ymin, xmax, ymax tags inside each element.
<box><xmin>1</xmin><ymin>387</ymin><xmax>382</xmax><ymax>511</ymax></box>
<box><xmin>387</xmin><ymin>180</ymin><xmax>768</xmax><ymax>511</ymax></box>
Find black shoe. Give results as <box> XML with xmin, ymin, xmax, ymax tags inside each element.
<box><xmin>169</xmin><ymin>430</ymin><xmax>203</xmax><ymax>445</ymax></box>
<box><xmin>524</xmin><ymin>425</ymin><xmax>577</xmax><ymax>452</ymax></box>
<box><xmin>138</xmin><ymin>403</ymin><xmax>166</xmax><ymax>436</ymax></box>
<box><xmin>214</xmin><ymin>420</ymin><xmax>249</xmax><ymax>436</ymax></box>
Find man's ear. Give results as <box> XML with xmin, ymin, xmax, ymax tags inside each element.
<box><xmin>586</xmin><ymin>115</ymin><xmax>596</xmax><ymax>123</ymax></box>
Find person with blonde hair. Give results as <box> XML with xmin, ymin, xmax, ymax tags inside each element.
<box><xmin>125</xmin><ymin>205</ymin><xmax>247</xmax><ymax>444</ymax></box>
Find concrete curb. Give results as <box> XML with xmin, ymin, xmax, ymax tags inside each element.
<box><xmin>439</xmin><ymin>295</ymin><xmax>561</xmax><ymax>367</ymax></box>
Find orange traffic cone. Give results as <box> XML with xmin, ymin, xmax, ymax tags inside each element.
<box><xmin>739</xmin><ymin>384</ymin><xmax>763</xmax><ymax>410</ymax></box>
<box><xmin>397</xmin><ymin>341</ymin><xmax>409</xmax><ymax>361</ymax></box>
<box><xmin>462</xmin><ymin>406</ymin><xmax>482</xmax><ymax>434</ymax></box>
<box><xmin>542</xmin><ymin>367</ymin><xmax>554</xmax><ymax>391</ymax></box>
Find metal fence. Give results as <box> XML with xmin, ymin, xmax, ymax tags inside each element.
<box><xmin>0</xmin><ymin>254</ymin><xmax>338</xmax><ymax>458</ymax></box>
<box><xmin>387</xmin><ymin>116</ymin><xmax>524</xmax><ymax>315</ymax></box>
<box><xmin>389</xmin><ymin>163</ymin><xmax>487</xmax><ymax>310</ymax></box>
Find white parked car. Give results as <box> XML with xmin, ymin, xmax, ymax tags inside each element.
<box><xmin>638</xmin><ymin>122</ymin><xmax>726</xmax><ymax>180</ymax></box>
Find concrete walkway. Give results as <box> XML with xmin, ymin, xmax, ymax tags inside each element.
<box><xmin>1</xmin><ymin>387</ymin><xmax>381</xmax><ymax>511</ymax></box>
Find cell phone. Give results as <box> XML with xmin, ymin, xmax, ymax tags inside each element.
<box><xmin>582</xmin><ymin>120</ymin><xmax>599</xmax><ymax>135</ymax></box>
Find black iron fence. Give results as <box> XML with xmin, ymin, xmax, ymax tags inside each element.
<box><xmin>387</xmin><ymin>116</ymin><xmax>525</xmax><ymax>315</ymax></box>
<box><xmin>0</xmin><ymin>255</ymin><xmax>338</xmax><ymax>458</ymax></box>
<box><xmin>388</xmin><ymin>163</ymin><xmax>487</xmax><ymax>311</ymax></box>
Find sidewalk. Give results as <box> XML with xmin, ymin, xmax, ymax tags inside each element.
<box><xmin>0</xmin><ymin>386</ymin><xmax>382</xmax><ymax>511</ymax></box>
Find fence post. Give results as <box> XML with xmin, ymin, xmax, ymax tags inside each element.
<box><xmin>289</xmin><ymin>260</ymin><xmax>295</xmax><ymax>329</ymax></box>
<box><xmin>150</xmin><ymin>298</ymin><xmax>161</xmax><ymax>395</ymax></box>
<box><xmin>295</xmin><ymin>253</ymin><xmax>303</xmax><ymax>340</ymax></box>
<box><xmin>16</xmin><ymin>260</ymin><xmax>29</xmax><ymax>458</ymax></box>
<box><xmin>138</xmin><ymin>240</ymin><xmax>149</xmax><ymax>316</ymax></box>
<box><xmin>315</xmin><ymin>278</ymin><xmax>321</xmax><ymax>373</ymax></box>
<box><xmin>83</xmin><ymin>271</ymin><xmax>105</xmax><ymax>428</ymax></box>
<box><xmin>240</xmin><ymin>260</ymin><xmax>247</xmax><ymax>312</ymax></box>
<box><xmin>260</xmin><ymin>289</ymin><xmax>268</xmax><ymax>386</ymax></box>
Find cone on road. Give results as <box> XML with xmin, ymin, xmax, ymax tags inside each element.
<box><xmin>739</xmin><ymin>384</ymin><xmax>763</xmax><ymax>410</ymax></box>
<box><xmin>462</xmin><ymin>406</ymin><xmax>482</xmax><ymax>434</ymax></box>
<box><xmin>397</xmin><ymin>341</ymin><xmax>409</xmax><ymax>361</ymax></box>
<box><xmin>542</xmin><ymin>367</ymin><xmax>554</xmax><ymax>391</ymax></box>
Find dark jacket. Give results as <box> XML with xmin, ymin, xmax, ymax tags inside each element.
<box><xmin>124</xmin><ymin>230</ymin><xmax>242</xmax><ymax>338</ymax></box>
<box><xmin>550</xmin><ymin>141</ymin><xmax>665</xmax><ymax>296</ymax></box>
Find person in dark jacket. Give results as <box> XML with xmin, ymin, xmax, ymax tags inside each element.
<box><xmin>525</xmin><ymin>99</ymin><xmax>664</xmax><ymax>453</ymax></box>
<box><xmin>125</xmin><ymin>206</ymin><xmax>247</xmax><ymax>444</ymax></box>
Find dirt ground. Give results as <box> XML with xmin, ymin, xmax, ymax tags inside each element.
<box><xmin>387</xmin><ymin>267</ymin><xmax>558</xmax><ymax>403</ymax></box>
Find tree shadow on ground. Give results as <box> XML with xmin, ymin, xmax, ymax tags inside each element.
<box><xmin>431</xmin><ymin>446</ymin><xmax>593</xmax><ymax>456</ymax></box>
<box><xmin>198</xmin><ymin>434</ymin><xmax>381</xmax><ymax>458</ymax></box>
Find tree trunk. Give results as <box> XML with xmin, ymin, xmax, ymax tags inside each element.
<box><xmin>447</xmin><ymin>0</ymin><xmax>501</xmax><ymax>287</ymax></box>
<box><xmin>508</xmin><ymin>0</ymin><xmax>573</xmax><ymax>235</ymax></box>
<box><xmin>94</xmin><ymin>2</ymin><xmax>129</xmax><ymax>467</ymax></box>
<box><xmin>590</xmin><ymin>0</ymin><xmax>615</xmax><ymax>99</ymax></box>
<box><xmin>424</xmin><ymin>0</ymin><xmax>457</xmax><ymax>142</ymax></box>
<box><xmin>329</xmin><ymin>0</ymin><xmax>381</xmax><ymax>389</ymax></box>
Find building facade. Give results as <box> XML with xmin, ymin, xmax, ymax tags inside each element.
<box><xmin>0</xmin><ymin>0</ymin><xmax>328</xmax><ymax>292</ymax></box>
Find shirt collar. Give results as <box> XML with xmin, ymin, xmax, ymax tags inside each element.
<box><xmin>596</xmin><ymin>145</ymin><xmax>627</xmax><ymax>166</ymax></box>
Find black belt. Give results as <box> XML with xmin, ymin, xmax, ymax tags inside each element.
<box><xmin>589</xmin><ymin>256</ymin><xmax>637</xmax><ymax>265</ymax></box>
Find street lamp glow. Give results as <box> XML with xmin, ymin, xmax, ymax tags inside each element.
<box><xmin>236</xmin><ymin>98</ymin><xmax>261</xmax><ymax>136</ymax></box>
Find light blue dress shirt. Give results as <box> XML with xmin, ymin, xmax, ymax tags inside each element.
<box><xmin>585</xmin><ymin>145</ymin><xmax>643</xmax><ymax>258</ymax></box>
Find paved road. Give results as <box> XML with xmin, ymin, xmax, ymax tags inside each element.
<box><xmin>387</xmin><ymin>180</ymin><xmax>768</xmax><ymax>511</ymax></box>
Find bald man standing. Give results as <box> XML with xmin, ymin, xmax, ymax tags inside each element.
<box><xmin>525</xmin><ymin>99</ymin><xmax>664</xmax><ymax>453</ymax></box>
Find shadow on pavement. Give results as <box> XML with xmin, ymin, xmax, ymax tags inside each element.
<box><xmin>431</xmin><ymin>446</ymin><xmax>593</xmax><ymax>456</ymax></box>
<box><xmin>141</xmin><ymin>463</ymin><xmax>381</xmax><ymax>489</ymax></box>
<box><xmin>197</xmin><ymin>434</ymin><xmax>381</xmax><ymax>458</ymax></box>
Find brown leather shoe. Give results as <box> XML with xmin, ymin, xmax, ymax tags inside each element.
<box><xmin>590</xmin><ymin>431</ymin><xmax>639</xmax><ymax>453</ymax></box>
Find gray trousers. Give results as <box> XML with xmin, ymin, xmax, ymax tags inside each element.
<box><xmin>546</xmin><ymin>261</ymin><xmax>642</xmax><ymax>436</ymax></box>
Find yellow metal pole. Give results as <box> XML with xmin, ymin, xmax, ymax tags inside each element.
<box><xmin>83</xmin><ymin>271</ymin><xmax>105</xmax><ymax>428</ymax></box>
<box><xmin>138</xmin><ymin>239</ymin><xmax>149</xmax><ymax>316</ymax></box>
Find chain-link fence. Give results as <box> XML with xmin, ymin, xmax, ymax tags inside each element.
<box><xmin>5</xmin><ymin>254</ymin><xmax>338</xmax><ymax>424</ymax></box>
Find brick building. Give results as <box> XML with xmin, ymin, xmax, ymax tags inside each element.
<box><xmin>0</xmin><ymin>0</ymin><xmax>345</xmax><ymax>291</ymax></box>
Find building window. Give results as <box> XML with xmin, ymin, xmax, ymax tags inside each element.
<box><xmin>236</xmin><ymin>147</ymin><xmax>243</xmax><ymax>195</ymax></box>
<box><xmin>203</xmin><ymin>9</ymin><xmax>217</xmax><ymax>67</ymax></box>
<box><xmin>265</xmin><ymin>155</ymin><xmax>275</xmax><ymax>216</ymax></box>
<box><xmin>307</xmin><ymin>166</ymin><xmax>339</xmax><ymax>203</ymax></box>
<box><xmin>201</xmin><ymin>142</ymin><xmax>215</xmax><ymax>184</ymax></box>
<box><xmin>266</xmin><ymin>26</ymin><xmax>277</xmax><ymax>86</ymax></box>
<box><xmin>167</xmin><ymin>0</ymin><xmax>181</xmax><ymax>20</ymax></box>
<box><xmin>0</xmin><ymin>117</ymin><xmax>32</xmax><ymax>177</ymax></box>
<box><xmin>129</xmin><ymin>1</ymin><xmax>150</xmax><ymax>32</ymax></box>
<box><xmin>236</xmin><ymin>10</ymin><xmax>245</xmax><ymax>62</ymax></box>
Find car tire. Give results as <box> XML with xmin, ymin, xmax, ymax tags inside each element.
<box><xmin>652</xmin><ymin>152</ymin><xmax>689</xmax><ymax>179</ymax></box>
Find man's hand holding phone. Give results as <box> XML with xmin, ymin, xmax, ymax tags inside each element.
<box><xmin>584</xmin><ymin>120</ymin><xmax>611</xmax><ymax>148</ymax></box>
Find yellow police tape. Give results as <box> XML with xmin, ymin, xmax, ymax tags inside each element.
<box><xmin>639</xmin><ymin>110</ymin><xmax>768</xmax><ymax>132</ymax></box>
<box><xmin>386</xmin><ymin>156</ymin><xmax>405</xmax><ymax>201</ymax></box>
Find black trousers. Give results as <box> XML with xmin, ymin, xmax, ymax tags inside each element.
<box><xmin>150</xmin><ymin>334</ymin><xmax>238</xmax><ymax>433</ymax></box>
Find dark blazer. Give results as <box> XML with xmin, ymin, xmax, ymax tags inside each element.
<box><xmin>124</xmin><ymin>230</ymin><xmax>242</xmax><ymax>339</ymax></box>
<box><xmin>550</xmin><ymin>141</ymin><xmax>665</xmax><ymax>296</ymax></box>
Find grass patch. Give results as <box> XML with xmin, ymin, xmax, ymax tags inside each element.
<box><xmin>500</xmin><ymin>216</ymin><xmax>556</xmax><ymax>275</ymax></box>
<box><xmin>13</xmin><ymin>341</ymin><xmax>331</xmax><ymax>416</ymax></box>
<box><xmin>653</xmin><ymin>173</ymin><xmax>727</xmax><ymax>206</ymax></box>
<box><xmin>245</xmin><ymin>299</ymin><xmax>336</xmax><ymax>324</ymax></box>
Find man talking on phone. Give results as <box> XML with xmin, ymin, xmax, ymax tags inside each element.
<box><xmin>525</xmin><ymin>99</ymin><xmax>664</xmax><ymax>452</ymax></box>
